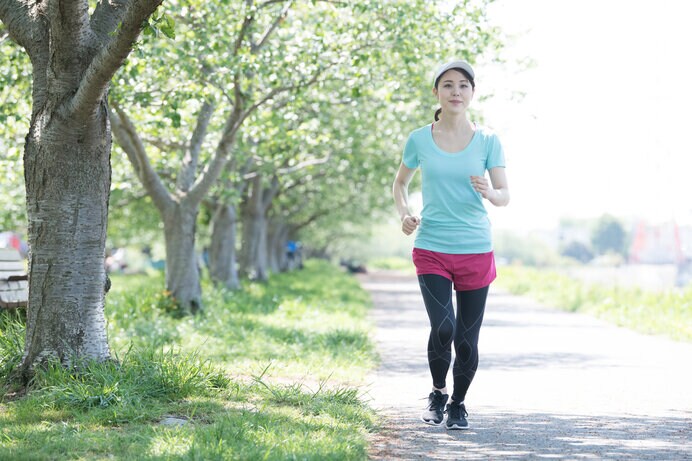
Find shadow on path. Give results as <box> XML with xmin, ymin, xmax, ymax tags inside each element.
<box><xmin>370</xmin><ymin>411</ymin><xmax>691</xmax><ymax>460</ymax></box>
<box><xmin>360</xmin><ymin>270</ymin><xmax>692</xmax><ymax>461</ymax></box>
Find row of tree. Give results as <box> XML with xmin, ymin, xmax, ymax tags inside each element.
<box><xmin>1</xmin><ymin>0</ymin><xmax>504</xmax><ymax>377</ymax></box>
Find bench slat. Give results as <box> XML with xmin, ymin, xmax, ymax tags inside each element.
<box><xmin>0</xmin><ymin>248</ymin><xmax>29</xmax><ymax>309</ymax></box>
<box><xmin>0</xmin><ymin>270</ymin><xmax>27</xmax><ymax>279</ymax></box>
<box><xmin>0</xmin><ymin>248</ymin><xmax>23</xmax><ymax>261</ymax></box>
<box><xmin>0</xmin><ymin>261</ymin><xmax>26</xmax><ymax>272</ymax></box>
<box><xmin>0</xmin><ymin>292</ymin><xmax>28</xmax><ymax>308</ymax></box>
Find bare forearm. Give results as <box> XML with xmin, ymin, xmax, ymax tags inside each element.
<box><xmin>487</xmin><ymin>188</ymin><xmax>510</xmax><ymax>207</ymax></box>
<box><xmin>392</xmin><ymin>181</ymin><xmax>413</xmax><ymax>221</ymax></box>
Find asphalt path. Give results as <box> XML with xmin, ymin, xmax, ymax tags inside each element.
<box><xmin>359</xmin><ymin>271</ymin><xmax>692</xmax><ymax>460</ymax></box>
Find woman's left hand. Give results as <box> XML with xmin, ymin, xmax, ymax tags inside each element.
<box><xmin>470</xmin><ymin>175</ymin><xmax>492</xmax><ymax>199</ymax></box>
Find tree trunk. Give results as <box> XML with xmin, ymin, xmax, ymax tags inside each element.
<box><xmin>239</xmin><ymin>175</ymin><xmax>270</xmax><ymax>281</ymax></box>
<box><xmin>1</xmin><ymin>0</ymin><xmax>163</xmax><ymax>378</ymax></box>
<box><xmin>241</xmin><ymin>209</ymin><xmax>269</xmax><ymax>282</ymax></box>
<box><xmin>21</xmin><ymin>106</ymin><xmax>112</xmax><ymax>374</ymax></box>
<box><xmin>268</xmin><ymin>218</ymin><xmax>290</xmax><ymax>272</ymax></box>
<box><xmin>268</xmin><ymin>219</ymin><xmax>280</xmax><ymax>274</ymax></box>
<box><xmin>163</xmin><ymin>203</ymin><xmax>202</xmax><ymax>314</ymax></box>
<box><xmin>209</xmin><ymin>203</ymin><xmax>240</xmax><ymax>290</ymax></box>
<box><xmin>256</xmin><ymin>215</ymin><xmax>269</xmax><ymax>281</ymax></box>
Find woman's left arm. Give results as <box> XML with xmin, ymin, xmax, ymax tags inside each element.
<box><xmin>471</xmin><ymin>167</ymin><xmax>510</xmax><ymax>207</ymax></box>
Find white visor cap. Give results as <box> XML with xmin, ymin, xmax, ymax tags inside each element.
<box><xmin>433</xmin><ymin>60</ymin><xmax>475</xmax><ymax>87</ymax></box>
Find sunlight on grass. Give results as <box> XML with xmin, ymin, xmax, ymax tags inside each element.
<box><xmin>0</xmin><ymin>260</ymin><xmax>377</xmax><ymax>460</ymax></box>
<box><xmin>147</xmin><ymin>428</ymin><xmax>194</xmax><ymax>458</ymax></box>
<box><xmin>497</xmin><ymin>265</ymin><xmax>692</xmax><ymax>341</ymax></box>
<box><xmin>367</xmin><ymin>256</ymin><xmax>416</xmax><ymax>273</ymax></box>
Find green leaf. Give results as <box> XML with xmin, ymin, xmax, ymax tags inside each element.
<box><xmin>170</xmin><ymin>112</ymin><xmax>181</xmax><ymax>128</ymax></box>
<box><xmin>160</xmin><ymin>15</ymin><xmax>176</xmax><ymax>39</ymax></box>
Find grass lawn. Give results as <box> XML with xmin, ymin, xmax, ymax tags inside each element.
<box><xmin>497</xmin><ymin>265</ymin><xmax>692</xmax><ymax>342</ymax></box>
<box><xmin>0</xmin><ymin>260</ymin><xmax>378</xmax><ymax>460</ymax></box>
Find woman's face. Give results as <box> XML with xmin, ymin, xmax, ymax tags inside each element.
<box><xmin>433</xmin><ymin>69</ymin><xmax>474</xmax><ymax>115</ymax></box>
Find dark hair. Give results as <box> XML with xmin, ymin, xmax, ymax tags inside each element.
<box><xmin>434</xmin><ymin>67</ymin><xmax>475</xmax><ymax>121</ymax></box>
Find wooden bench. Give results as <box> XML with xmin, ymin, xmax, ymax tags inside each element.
<box><xmin>0</xmin><ymin>247</ymin><xmax>28</xmax><ymax>309</ymax></box>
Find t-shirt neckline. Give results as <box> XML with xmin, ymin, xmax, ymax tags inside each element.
<box><xmin>429</xmin><ymin>122</ymin><xmax>478</xmax><ymax>155</ymax></box>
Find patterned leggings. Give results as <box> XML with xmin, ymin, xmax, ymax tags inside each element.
<box><xmin>418</xmin><ymin>273</ymin><xmax>489</xmax><ymax>403</ymax></box>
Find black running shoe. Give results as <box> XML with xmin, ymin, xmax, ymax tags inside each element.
<box><xmin>445</xmin><ymin>401</ymin><xmax>469</xmax><ymax>430</ymax></box>
<box><xmin>420</xmin><ymin>390</ymin><xmax>448</xmax><ymax>425</ymax></box>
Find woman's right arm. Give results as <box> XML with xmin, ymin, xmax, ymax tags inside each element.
<box><xmin>392</xmin><ymin>163</ymin><xmax>420</xmax><ymax>235</ymax></box>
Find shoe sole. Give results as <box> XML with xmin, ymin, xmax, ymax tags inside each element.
<box><xmin>420</xmin><ymin>416</ymin><xmax>444</xmax><ymax>426</ymax></box>
<box><xmin>446</xmin><ymin>423</ymin><xmax>469</xmax><ymax>430</ymax></box>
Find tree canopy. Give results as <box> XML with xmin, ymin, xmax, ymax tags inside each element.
<box><xmin>1</xmin><ymin>0</ymin><xmax>505</xmax><ymax>302</ymax></box>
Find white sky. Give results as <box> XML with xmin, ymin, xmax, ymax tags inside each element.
<box><xmin>477</xmin><ymin>0</ymin><xmax>692</xmax><ymax>230</ymax></box>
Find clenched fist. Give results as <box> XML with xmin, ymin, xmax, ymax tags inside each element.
<box><xmin>470</xmin><ymin>175</ymin><xmax>491</xmax><ymax>199</ymax></box>
<box><xmin>401</xmin><ymin>215</ymin><xmax>420</xmax><ymax>235</ymax></box>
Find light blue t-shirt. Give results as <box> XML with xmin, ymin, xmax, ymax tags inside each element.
<box><xmin>402</xmin><ymin>123</ymin><xmax>505</xmax><ymax>254</ymax></box>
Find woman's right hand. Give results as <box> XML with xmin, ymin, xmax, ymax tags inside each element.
<box><xmin>401</xmin><ymin>215</ymin><xmax>420</xmax><ymax>235</ymax></box>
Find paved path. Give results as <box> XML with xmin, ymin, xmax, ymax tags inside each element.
<box><xmin>359</xmin><ymin>271</ymin><xmax>692</xmax><ymax>460</ymax></box>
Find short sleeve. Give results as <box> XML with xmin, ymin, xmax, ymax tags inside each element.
<box><xmin>402</xmin><ymin>134</ymin><xmax>419</xmax><ymax>169</ymax></box>
<box><xmin>485</xmin><ymin>133</ymin><xmax>506</xmax><ymax>170</ymax></box>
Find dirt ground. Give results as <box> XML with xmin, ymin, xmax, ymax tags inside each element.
<box><xmin>359</xmin><ymin>271</ymin><xmax>692</xmax><ymax>460</ymax></box>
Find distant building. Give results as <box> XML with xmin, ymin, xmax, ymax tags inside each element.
<box><xmin>629</xmin><ymin>220</ymin><xmax>687</xmax><ymax>264</ymax></box>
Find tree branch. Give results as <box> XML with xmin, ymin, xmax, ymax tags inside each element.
<box><xmin>110</xmin><ymin>100</ymin><xmax>173</xmax><ymax>212</ymax></box>
<box><xmin>233</xmin><ymin>2</ymin><xmax>255</xmax><ymax>54</ymax></box>
<box><xmin>90</xmin><ymin>0</ymin><xmax>129</xmax><ymax>45</ymax></box>
<box><xmin>141</xmin><ymin>136</ymin><xmax>186</xmax><ymax>153</ymax></box>
<box><xmin>292</xmin><ymin>208</ymin><xmax>332</xmax><ymax>231</ymax></box>
<box><xmin>280</xmin><ymin>169</ymin><xmax>328</xmax><ymax>194</ymax></box>
<box><xmin>47</xmin><ymin>0</ymin><xmax>91</xmax><ymax>53</ymax></box>
<box><xmin>239</xmin><ymin>73</ymin><xmax>316</xmax><ymax>121</ymax></box>
<box><xmin>262</xmin><ymin>175</ymin><xmax>280</xmax><ymax>211</ymax></box>
<box><xmin>278</xmin><ymin>156</ymin><xmax>330</xmax><ymax>175</ymax></box>
<box><xmin>200</xmin><ymin>66</ymin><xmax>236</xmax><ymax>107</ymax></box>
<box><xmin>185</xmin><ymin>103</ymin><xmax>245</xmax><ymax>206</ymax></box>
<box><xmin>234</xmin><ymin>157</ymin><xmax>255</xmax><ymax>199</ymax></box>
<box><xmin>257</xmin><ymin>0</ymin><xmax>284</xmax><ymax>9</ymax></box>
<box><xmin>67</xmin><ymin>0</ymin><xmax>163</xmax><ymax>120</ymax></box>
<box><xmin>0</xmin><ymin>0</ymin><xmax>40</xmax><ymax>51</ymax></box>
<box><xmin>242</xmin><ymin>155</ymin><xmax>330</xmax><ymax>180</ymax></box>
<box><xmin>176</xmin><ymin>99</ymin><xmax>215</xmax><ymax>193</ymax></box>
<box><xmin>251</xmin><ymin>0</ymin><xmax>292</xmax><ymax>52</ymax></box>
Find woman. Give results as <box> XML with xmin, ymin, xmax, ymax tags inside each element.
<box><xmin>392</xmin><ymin>59</ymin><xmax>509</xmax><ymax>430</ymax></box>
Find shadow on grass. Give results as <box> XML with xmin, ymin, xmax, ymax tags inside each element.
<box><xmin>180</xmin><ymin>405</ymin><xmax>371</xmax><ymax>461</ymax></box>
<box><xmin>0</xmin><ymin>398</ymin><xmax>228</xmax><ymax>460</ymax></box>
<box><xmin>0</xmin><ymin>399</ymin><xmax>372</xmax><ymax>461</ymax></box>
<box><xmin>188</xmin><ymin>312</ymin><xmax>373</xmax><ymax>365</ymax></box>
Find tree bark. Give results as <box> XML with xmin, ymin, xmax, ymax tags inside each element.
<box><xmin>162</xmin><ymin>203</ymin><xmax>202</xmax><ymax>313</ymax></box>
<box><xmin>0</xmin><ymin>0</ymin><xmax>164</xmax><ymax>377</ymax></box>
<box><xmin>267</xmin><ymin>218</ymin><xmax>280</xmax><ymax>273</ymax></box>
<box><xmin>240</xmin><ymin>206</ymin><xmax>269</xmax><ymax>281</ymax></box>
<box><xmin>239</xmin><ymin>174</ymin><xmax>275</xmax><ymax>281</ymax></box>
<box><xmin>22</xmin><ymin>104</ymin><xmax>112</xmax><ymax>371</ymax></box>
<box><xmin>268</xmin><ymin>217</ymin><xmax>290</xmax><ymax>273</ymax></box>
<box><xmin>209</xmin><ymin>203</ymin><xmax>240</xmax><ymax>290</ymax></box>
<box><xmin>110</xmin><ymin>90</ymin><xmax>248</xmax><ymax>313</ymax></box>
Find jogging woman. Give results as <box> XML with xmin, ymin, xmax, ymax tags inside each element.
<box><xmin>392</xmin><ymin>59</ymin><xmax>510</xmax><ymax>430</ymax></box>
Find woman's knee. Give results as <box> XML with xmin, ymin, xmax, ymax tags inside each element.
<box><xmin>435</xmin><ymin>318</ymin><xmax>455</xmax><ymax>346</ymax></box>
<box><xmin>455</xmin><ymin>340</ymin><xmax>477</xmax><ymax>363</ymax></box>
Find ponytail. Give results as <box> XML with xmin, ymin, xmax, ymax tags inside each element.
<box><xmin>434</xmin><ymin>108</ymin><xmax>442</xmax><ymax>121</ymax></box>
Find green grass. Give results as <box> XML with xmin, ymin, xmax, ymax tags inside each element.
<box><xmin>366</xmin><ymin>256</ymin><xmax>415</xmax><ymax>273</ymax></box>
<box><xmin>0</xmin><ymin>260</ymin><xmax>378</xmax><ymax>460</ymax></box>
<box><xmin>497</xmin><ymin>265</ymin><xmax>692</xmax><ymax>341</ymax></box>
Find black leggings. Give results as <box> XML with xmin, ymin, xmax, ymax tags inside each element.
<box><xmin>418</xmin><ymin>273</ymin><xmax>489</xmax><ymax>403</ymax></box>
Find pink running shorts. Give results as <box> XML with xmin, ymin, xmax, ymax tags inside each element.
<box><xmin>412</xmin><ymin>248</ymin><xmax>496</xmax><ymax>291</ymax></box>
